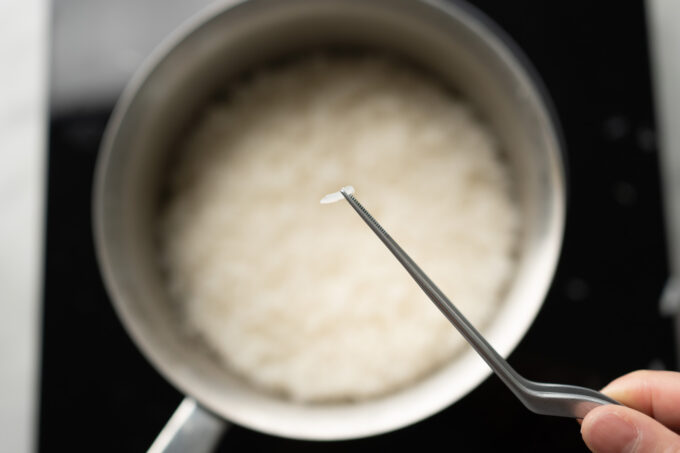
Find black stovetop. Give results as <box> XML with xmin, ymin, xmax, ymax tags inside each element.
<box><xmin>39</xmin><ymin>1</ymin><xmax>676</xmax><ymax>451</ymax></box>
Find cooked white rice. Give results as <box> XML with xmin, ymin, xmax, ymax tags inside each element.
<box><xmin>160</xmin><ymin>56</ymin><xmax>520</xmax><ymax>402</ymax></box>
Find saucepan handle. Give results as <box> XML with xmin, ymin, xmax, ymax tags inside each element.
<box><xmin>148</xmin><ymin>397</ymin><xmax>229</xmax><ymax>453</ymax></box>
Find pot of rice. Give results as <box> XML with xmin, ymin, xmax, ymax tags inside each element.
<box><xmin>93</xmin><ymin>0</ymin><xmax>565</xmax><ymax>446</ymax></box>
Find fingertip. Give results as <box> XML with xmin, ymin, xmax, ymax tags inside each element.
<box><xmin>581</xmin><ymin>406</ymin><xmax>638</xmax><ymax>453</ymax></box>
<box><xmin>605</xmin><ymin>370</ymin><xmax>680</xmax><ymax>433</ymax></box>
<box><xmin>581</xmin><ymin>405</ymin><xmax>610</xmax><ymax>435</ymax></box>
<box><xmin>599</xmin><ymin>370</ymin><xmax>647</xmax><ymax>400</ymax></box>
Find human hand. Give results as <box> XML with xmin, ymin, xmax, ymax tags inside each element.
<box><xmin>581</xmin><ymin>370</ymin><xmax>680</xmax><ymax>453</ymax></box>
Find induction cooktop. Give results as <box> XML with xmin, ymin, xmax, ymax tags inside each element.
<box><xmin>40</xmin><ymin>1</ymin><xmax>675</xmax><ymax>451</ymax></box>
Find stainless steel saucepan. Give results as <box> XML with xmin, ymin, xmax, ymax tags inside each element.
<box><xmin>93</xmin><ymin>0</ymin><xmax>565</xmax><ymax>448</ymax></box>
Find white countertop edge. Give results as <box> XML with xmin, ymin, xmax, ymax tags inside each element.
<box><xmin>0</xmin><ymin>0</ymin><xmax>49</xmax><ymax>452</ymax></box>
<box><xmin>646</xmin><ymin>0</ymin><xmax>680</xmax><ymax>366</ymax></box>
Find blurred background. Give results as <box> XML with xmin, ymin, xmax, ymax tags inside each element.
<box><xmin>2</xmin><ymin>0</ymin><xmax>679</xmax><ymax>451</ymax></box>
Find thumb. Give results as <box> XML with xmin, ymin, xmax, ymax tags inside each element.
<box><xmin>581</xmin><ymin>404</ymin><xmax>680</xmax><ymax>453</ymax></box>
